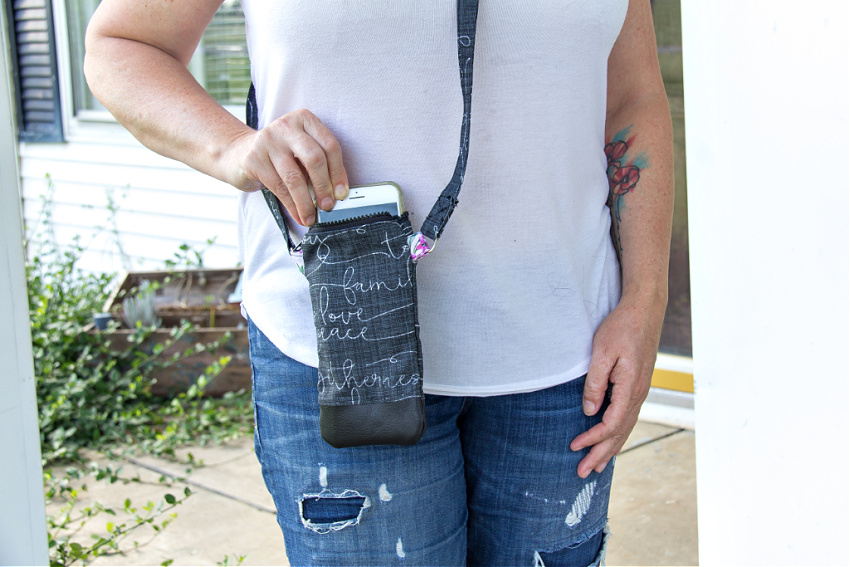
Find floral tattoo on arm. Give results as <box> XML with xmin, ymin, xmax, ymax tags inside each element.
<box><xmin>605</xmin><ymin>125</ymin><xmax>649</xmax><ymax>256</ymax></box>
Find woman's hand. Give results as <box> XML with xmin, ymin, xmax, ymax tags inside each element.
<box><xmin>223</xmin><ymin>109</ymin><xmax>349</xmax><ymax>226</ymax></box>
<box><xmin>570</xmin><ymin>290</ymin><xmax>666</xmax><ymax>478</ymax></box>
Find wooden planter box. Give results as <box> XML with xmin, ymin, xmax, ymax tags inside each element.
<box><xmin>103</xmin><ymin>268</ymin><xmax>250</xmax><ymax>396</ymax></box>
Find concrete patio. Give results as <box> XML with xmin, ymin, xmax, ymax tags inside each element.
<box><xmin>46</xmin><ymin>420</ymin><xmax>697</xmax><ymax>566</ymax></box>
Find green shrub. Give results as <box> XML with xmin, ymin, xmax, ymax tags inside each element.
<box><xmin>28</xmin><ymin>235</ymin><xmax>252</xmax><ymax>465</ymax></box>
<box><xmin>27</xmin><ymin>182</ymin><xmax>251</xmax><ymax>565</ymax></box>
<box><xmin>44</xmin><ymin>463</ymin><xmax>191</xmax><ymax>566</ymax></box>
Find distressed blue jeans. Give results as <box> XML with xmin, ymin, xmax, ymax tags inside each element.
<box><xmin>249</xmin><ymin>319</ymin><xmax>613</xmax><ymax>566</ymax></box>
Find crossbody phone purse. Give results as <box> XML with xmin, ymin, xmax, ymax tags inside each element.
<box><xmin>248</xmin><ymin>0</ymin><xmax>479</xmax><ymax>447</ymax></box>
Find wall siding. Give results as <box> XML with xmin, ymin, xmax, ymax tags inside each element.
<box><xmin>20</xmin><ymin>133</ymin><xmax>241</xmax><ymax>274</ymax></box>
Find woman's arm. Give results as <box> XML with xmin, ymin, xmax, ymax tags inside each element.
<box><xmin>570</xmin><ymin>0</ymin><xmax>675</xmax><ymax>478</ymax></box>
<box><xmin>84</xmin><ymin>0</ymin><xmax>348</xmax><ymax>226</ymax></box>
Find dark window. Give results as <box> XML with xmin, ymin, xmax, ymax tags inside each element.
<box><xmin>5</xmin><ymin>0</ymin><xmax>64</xmax><ymax>142</ymax></box>
<box><xmin>654</xmin><ymin>0</ymin><xmax>692</xmax><ymax>356</ymax></box>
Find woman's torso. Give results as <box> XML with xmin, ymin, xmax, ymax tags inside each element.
<box><xmin>238</xmin><ymin>0</ymin><xmax>626</xmax><ymax>395</ymax></box>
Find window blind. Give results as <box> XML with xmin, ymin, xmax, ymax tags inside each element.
<box><xmin>5</xmin><ymin>0</ymin><xmax>63</xmax><ymax>142</ymax></box>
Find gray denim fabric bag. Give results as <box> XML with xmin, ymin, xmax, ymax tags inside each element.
<box><xmin>301</xmin><ymin>213</ymin><xmax>424</xmax><ymax>446</ymax></box>
<box><xmin>250</xmin><ymin>0</ymin><xmax>479</xmax><ymax>447</ymax></box>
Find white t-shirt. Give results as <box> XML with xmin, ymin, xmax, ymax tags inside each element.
<box><xmin>238</xmin><ymin>0</ymin><xmax>625</xmax><ymax>396</ymax></box>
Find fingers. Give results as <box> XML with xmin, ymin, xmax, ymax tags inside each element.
<box><xmin>238</xmin><ymin>109</ymin><xmax>349</xmax><ymax>226</ymax></box>
<box><xmin>577</xmin><ymin>438</ymin><xmax>620</xmax><ymax>479</ymax></box>
<box><xmin>583</xmin><ymin>349</ymin><xmax>613</xmax><ymax>417</ymax></box>
<box><xmin>267</xmin><ymin>150</ymin><xmax>317</xmax><ymax>225</ymax></box>
<box><xmin>572</xmin><ymin>412</ymin><xmax>628</xmax><ymax>479</ymax></box>
<box><xmin>572</xmin><ymin>362</ymin><xmax>643</xmax><ymax>478</ymax></box>
<box><xmin>570</xmin><ymin>389</ymin><xmax>628</xmax><ymax>454</ymax></box>
<box><xmin>300</xmin><ymin>111</ymin><xmax>349</xmax><ymax>205</ymax></box>
<box><xmin>571</xmin><ymin>383</ymin><xmax>631</xmax><ymax>449</ymax></box>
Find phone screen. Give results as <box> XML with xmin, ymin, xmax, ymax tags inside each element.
<box><xmin>317</xmin><ymin>202</ymin><xmax>400</xmax><ymax>223</ymax></box>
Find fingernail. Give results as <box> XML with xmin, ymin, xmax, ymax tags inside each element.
<box><xmin>304</xmin><ymin>214</ymin><xmax>315</xmax><ymax>226</ymax></box>
<box><xmin>320</xmin><ymin>197</ymin><xmax>334</xmax><ymax>211</ymax></box>
<box><xmin>583</xmin><ymin>400</ymin><xmax>596</xmax><ymax>415</ymax></box>
<box><xmin>334</xmin><ymin>184</ymin><xmax>349</xmax><ymax>200</ymax></box>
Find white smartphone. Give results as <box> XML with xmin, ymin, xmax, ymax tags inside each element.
<box><xmin>317</xmin><ymin>182</ymin><xmax>405</xmax><ymax>224</ymax></box>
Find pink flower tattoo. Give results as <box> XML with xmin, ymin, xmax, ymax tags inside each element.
<box><xmin>605</xmin><ymin>125</ymin><xmax>649</xmax><ymax>255</ymax></box>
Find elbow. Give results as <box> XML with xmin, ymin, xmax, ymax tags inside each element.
<box><xmin>83</xmin><ymin>27</ymin><xmax>127</xmax><ymax>111</ymax></box>
<box><xmin>607</xmin><ymin>89</ymin><xmax>670</xmax><ymax>125</ymax></box>
<box><xmin>82</xmin><ymin>7</ymin><xmax>122</xmax><ymax>103</ymax></box>
<box><xmin>82</xmin><ymin>27</ymin><xmax>106</xmax><ymax>100</ymax></box>
<box><xmin>82</xmin><ymin>49</ymin><xmax>97</xmax><ymax>96</ymax></box>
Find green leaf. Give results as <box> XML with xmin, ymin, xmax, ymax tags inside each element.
<box><xmin>164</xmin><ymin>493</ymin><xmax>176</xmax><ymax>505</ymax></box>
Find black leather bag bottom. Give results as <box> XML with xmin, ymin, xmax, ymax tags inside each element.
<box><xmin>319</xmin><ymin>397</ymin><xmax>426</xmax><ymax>448</ymax></box>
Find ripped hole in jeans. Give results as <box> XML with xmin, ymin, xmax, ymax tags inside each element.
<box><xmin>299</xmin><ymin>490</ymin><xmax>368</xmax><ymax>534</ymax></box>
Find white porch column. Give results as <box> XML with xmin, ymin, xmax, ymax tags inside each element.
<box><xmin>682</xmin><ymin>0</ymin><xmax>849</xmax><ymax>565</ymax></box>
<box><xmin>0</xmin><ymin>18</ymin><xmax>49</xmax><ymax>567</ymax></box>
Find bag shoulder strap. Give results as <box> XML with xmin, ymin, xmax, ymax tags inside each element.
<box><xmin>420</xmin><ymin>0</ymin><xmax>479</xmax><ymax>242</ymax></box>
